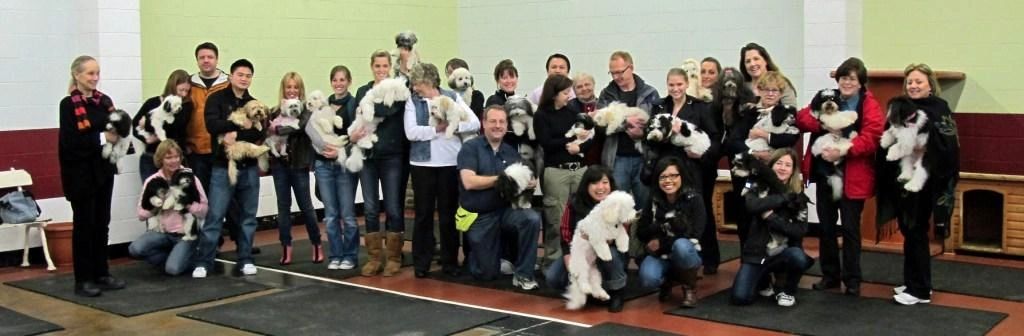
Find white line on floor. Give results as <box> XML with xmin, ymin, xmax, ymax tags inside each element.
<box><xmin>216</xmin><ymin>259</ymin><xmax>591</xmax><ymax>328</ymax></box>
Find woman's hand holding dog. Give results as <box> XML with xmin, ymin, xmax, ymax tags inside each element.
<box><xmin>821</xmin><ymin>147</ymin><xmax>841</xmax><ymax>162</ymax></box>
<box><xmin>222</xmin><ymin>131</ymin><xmax>237</xmax><ymax>146</ymax></box>
<box><xmin>322</xmin><ymin>143</ymin><xmax>338</xmax><ymax>159</ymax></box>
<box><xmin>435</xmin><ymin>120</ymin><xmax>449</xmax><ymax>134</ymax></box>
<box><xmin>748</xmin><ymin>127</ymin><xmax>769</xmax><ymax>140</ymax></box>
<box><xmin>646</xmin><ymin>239</ymin><xmax>660</xmax><ymax>254</ymax></box>
<box><xmin>750</xmin><ymin>150</ymin><xmax>772</xmax><ymax>161</ymax></box>
<box><xmin>566</xmin><ymin>143</ymin><xmax>581</xmax><ymax>155</ymax></box>
<box><xmin>349</xmin><ymin>126</ymin><xmax>367</xmax><ymax>143</ymax></box>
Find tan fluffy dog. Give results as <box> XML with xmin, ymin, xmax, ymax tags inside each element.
<box><xmin>223</xmin><ymin>100</ymin><xmax>270</xmax><ymax>185</ymax></box>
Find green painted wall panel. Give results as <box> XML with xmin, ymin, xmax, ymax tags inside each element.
<box><xmin>863</xmin><ymin>0</ymin><xmax>1024</xmax><ymax>113</ymax></box>
<box><xmin>141</xmin><ymin>0</ymin><xmax>457</xmax><ymax>103</ymax></box>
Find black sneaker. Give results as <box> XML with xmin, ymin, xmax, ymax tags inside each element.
<box><xmin>96</xmin><ymin>276</ymin><xmax>126</xmax><ymax>290</ymax></box>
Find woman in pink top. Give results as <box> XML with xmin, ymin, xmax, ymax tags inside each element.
<box><xmin>128</xmin><ymin>139</ymin><xmax>208</xmax><ymax>275</ymax></box>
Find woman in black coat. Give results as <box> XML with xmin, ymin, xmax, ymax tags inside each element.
<box><xmin>59</xmin><ymin>55</ymin><xmax>127</xmax><ymax>297</ymax></box>
<box><xmin>730</xmin><ymin>148</ymin><xmax>812</xmax><ymax>307</ymax></box>
<box><xmin>132</xmin><ymin>69</ymin><xmax>193</xmax><ymax>181</ymax></box>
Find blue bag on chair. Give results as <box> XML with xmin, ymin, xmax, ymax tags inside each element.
<box><xmin>0</xmin><ymin>190</ymin><xmax>41</xmax><ymax>224</ymax></box>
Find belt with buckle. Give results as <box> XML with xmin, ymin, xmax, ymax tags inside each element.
<box><xmin>556</xmin><ymin>162</ymin><xmax>582</xmax><ymax>171</ymax></box>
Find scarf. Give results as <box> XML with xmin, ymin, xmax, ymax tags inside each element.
<box><xmin>69</xmin><ymin>89</ymin><xmax>113</xmax><ymax>131</ymax></box>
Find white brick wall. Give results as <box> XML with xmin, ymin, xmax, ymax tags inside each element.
<box><xmin>801</xmin><ymin>0</ymin><xmax>863</xmax><ymax>102</ymax></box>
<box><xmin>458</xmin><ymin>0</ymin><xmax>806</xmax><ymax>97</ymax></box>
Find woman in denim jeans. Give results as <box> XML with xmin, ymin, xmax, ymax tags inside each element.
<box><xmin>730</xmin><ymin>148</ymin><xmax>812</xmax><ymax>307</ymax></box>
<box><xmin>269</xmin><ymin>72</ymin><xmax>322</xmax><ymax>265</ymax></box>
<box><xmin>636</xmin><ymin>156</ymin><xmax>706</xmax><ymax>308</ymax></box>
<box><xmin>307</xmin><ymin>66</ymin><xmax>361</xmax><ymax>270</ymax></box>
<box><xmin>544</xmin><ymin>165</ymin><xmax>628</xmax><ymax>312</ymax></box>
<box><xmin>130</xmin><ymin>140</ymin><xmax>208</xmax><ymax>276</ymax></box>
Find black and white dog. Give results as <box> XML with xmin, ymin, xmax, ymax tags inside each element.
<box><xmin>564</xmin><ymin>113</ymin><xmax>596</xmax><ymax>157</ymax></box>
<box><xmin>102</xmin><ymin>109</ymin><xmax>134</xmax><ymax>167</ymax></box>
<box><xmin>744</xmin><ymin>104</ymin><xmax>797</xmax><ymax>152</ymax></box>
<box><xmin>881</xmin><ymin>96</ymin><xmax>930</xmax><ymax>192</ymax></box>
<box><xmin>136</xmin><ymin>95</ymin><xmax>184</xmax><ymax>142</ymax></box>
<box><xmin>505</xmin><ymin>95</ymin><xmax>536</xmax><ymax>140</ymax></box>
<box><xmin>496</xmin><ymin>163</ymin><xmax>534</xmax><ymax>209</ymax></box>
<box><xmin>645</xmin><ymin>113</ymin><xmax>711</xmax><ymax>156</ymax></box>
<box><xmin>809</xmin><ymin>89</ymin><xmax>859</xmax><ymax>200</ymax></box>
<box><xmin>166</xmin><ymin>169</ymin><xmax>201</xmax><ymax>240</ymax></box>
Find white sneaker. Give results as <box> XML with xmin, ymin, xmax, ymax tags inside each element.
<box><xmin>758</xmin><ymin>287</ymin><xmax>775</xmax><ymax>297</ymax></box>
<box><xmin>339</xmin><ymin>260</ymin><xmax>356</xmax><ymax>270</ymax></box>
<box><xmin>241</xmin><ymin>263</ymin><xmax>258</xmax><ymax>275</ymax></box>
<box><xmin>327</xmin><ymin>260</ymin><xmax>342</xmax><ymax>270</ymax></box>
<box><xmin>894</xmin><ymin>292</ymin><xmax>931</xmax><ymax>305</ymax></box>
<box><xmin>513</xmin><ymin>275</ymin><xmax>539</xmax><ymax>291</ymax></box>
<box><xmin>192</xmin><ymin>266</ymin><xmax>207</xmax><ymax>279</ymax></box>
<box><xmin>499</xmin><ymin>259</ymin><xmax>515</xmax><ymax>275</ymax></box>
<box><xmin>893</xmin><ymin>285</ymin><xmax>933</xmax><ymax>296</ymax></box>
<box><xmin>776</xmin><ymin>292</ymin><xmax>796</xmax><ymax>307</ymax></box>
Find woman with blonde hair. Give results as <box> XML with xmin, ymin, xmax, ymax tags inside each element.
<box><xmin>269</xmin><ymin>71</ymin><xmax>322</xmax><ymax>265</ymax></box>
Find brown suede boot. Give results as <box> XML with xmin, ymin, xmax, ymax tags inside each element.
<box><xmin>679</xmin><ymin>268</ymin><xmax>700</xmax><ymax>308</ymax></box>
<box><xmin>361</xmin><ymin>232</ymin><xmax>384</xmax><ymax>276</ymax></box>
<box><xmin>382</xmin><ymin>232</ymin><xmax>404</xmax><ymax>276</ymax></box>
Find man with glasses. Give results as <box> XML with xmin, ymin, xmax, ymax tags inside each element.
<box><xmin>597</xmin><ymin>51</ymin><xmax>660</xmax><ymax>210</ymax></box>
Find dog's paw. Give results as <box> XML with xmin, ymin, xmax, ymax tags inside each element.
<box><xmin>886</xmin><ymin>148</ymin><xmax>903</xmax><ymax>162</ymax></box>
<box><xmin>592</xmin><ymin>288</ymin><xmax>610</xmax><ymax>301</ymax></box>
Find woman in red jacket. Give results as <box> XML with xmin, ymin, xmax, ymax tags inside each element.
<box><xmin>795</xmin><ymin>57</ymin><xmax>883</xmax><ymax>296</ymax></box>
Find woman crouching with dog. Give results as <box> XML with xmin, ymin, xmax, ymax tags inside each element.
<box><xmin>129</xmin><ymin>139</ymin><xmax>208</xmax><ymax>276</ymax></box>
<box><xmin>730</xmin><ymin>148</ymin><xmax>812</xmax><ymax>307</ymax></box>
<box><xmin>636</xmin><ymin>156</ymin><xmax>706</xmax><ymax>308</ymax></box>
<box><xmin>544</xmin><ymin>165</ymin><xmax>628</xmax><ymax>312</ymax></box>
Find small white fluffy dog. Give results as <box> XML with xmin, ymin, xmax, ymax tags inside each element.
<box><xmin>346</xmin><ymin>78</ymin><xmax>410</xmax><ymax>172</ymax></box>
<box><xmin>447</xmin><ymin>67</ymin><xmax>476</xmax><ymax>108</ymax></box>
<box><xmin>136</xmin><ymin>95</ymin><xmax>184</xmax><ymax>142</ymax></box>
<box><xmin>809</xmin><ymin>89</ymin><xmax>860</xmax><ymax>200</ymax></box>
<box><xmin>265</xmin><ymin>98</ymin><xmax>303</xmax><ymax>158</ymax></box>
<box><xmin>307</xmin><ymin>90</ymin><xmax>350</xmax><ymax>165</ymax></box>
<box><xmin>565</xmin><ymin>191</ymin><xmax>636</xmax><ymax>310</ymax></box>
<box><xmin>593</xmin><ymin>102</ymin><xmax>649</xmax><ymax>136</ymax></box>
<box><xmin>428</xmin><ymin>95</ymin><xmax>471</xmax><ymax>141</ymax></box>
<box><xmin>881</xmin><ymin>97</ymin><xmax>930</xmax><ymax>192</ymax></box>
<box><xmin>681</xmin><ymin>59</ymin><xmax>713</xmax><ymax>102</ymax></box>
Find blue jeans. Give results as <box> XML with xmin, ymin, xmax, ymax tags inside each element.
<box><xmin>613</xmin><ymin>156</ymin><xmax>649</xmax><ymax>210</ymax></box>
<box><xmin>639</xmin><ymin>238</ymin><xmax>703</xmax><ymax>288</ymax></box>
<box><xmin>731</xmin><ymin>247</ymin><xmax>812</xmax><ymax>305</ymax></box>
<box><xmin>466</xmin><ymin>207</ymin><xmax>540</xmax><ymax>280</ymax></box>
<box><xmin>129</xmin><ymin>230</ymin><xmax>195</xmax><ymax>275</ymax></box>
<box><xmin>139</xmin><ymin>152</ymin><xmax>157</xmax><ymax>183</ymax></box>
<box><xmin>314</xmin><ymin>160</ymin><xmax>360</xmax><ymax>263</ymax></box>
<box><xmin>195</xmin><ymin>165</ymin><xmax>260</xmax><ymax>268</ymax></box>
<box><xmin>360</xmin><ymin>157</ymin><xmax>407</xmax><ymax>233</ymax></box>
<box><xmin>270</xmin><ymin>160</ymin><xmax>321</xmax><ymax>246</ymax></box>
<box><xmin>544</xmin><ymin>248</ymin><xmax>627</xmax><ymax>291</ymax></box>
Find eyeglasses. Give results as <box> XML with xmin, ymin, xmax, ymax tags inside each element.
<box><xmin>759</xmin><ymin>88</ymin><xmax>781</xmax><ymax>95</ymax></box>
<box><xmin>608</xmin><ymin>65</ymin><xmax>632</xmax><ymax>77</ymax></box>
<box><xmin>658</xmin><ymin>173</ymin><xmax>681</xmax><ymax>181</ymax></box>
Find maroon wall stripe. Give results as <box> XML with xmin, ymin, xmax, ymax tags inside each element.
<box><xmin>0</xmin><ymin>129</ymin><xmax>61</xmax><ymax>199</ymax></box>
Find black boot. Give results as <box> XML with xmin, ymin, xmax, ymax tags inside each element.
<box><xmin>75</xmin><ymin>282</ymin><xmax>101</xmax><ymax>297</ymax></box>
<box><xmin>607</xmin><ymin>289</ymin><xmax>624</xmax><ymax>312</ymax></box>
<box><xmin>679</xmin><ymin>268</ymin><xmax>700</xmax><ymax>308</ymax></box>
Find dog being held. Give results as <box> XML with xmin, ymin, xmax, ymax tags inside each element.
<box><xmin>447</xmin><ymin>67</ymin><xmax>476</xmax><ymax>109</ymax></box>
<box><xmin>808</xmin><ymin>89</ymin><xmax>860</xmax><ymax>200</ymax></box>
<box><xmin>593</xmin><ymin>102</ymin><xmax>649</xmax><ymax>136</ymax></box>
<box><xmin>306</xmin><ymin>90</ymin><xmax>350</xmax><ymax>165</ymax></box>
<box><xmin>165</xmin><ymin>169</ymin><xmax>202</xmax><ymax>240</ymax></box>
<box><xmin>346</xmin><ymin>78</ymin><xmax>411</xmax><ymax>172</ymax></box>
<box><xmin>564</xmin><ymin>113</ymin><xmax>596</xmax><ymax>157</ymax></box>
<box><xmin>744</xmin><ymin>103</ymin><xmax>797</xmax><ymax>152</ymax></box>
<box><xmin>681</xmin><ymin>59</ymin><xmax>713</xmax><ymax>102</ymax></box>
<box><xmin>222</xmin><ymin>100</ymin><xmax>270</xmax><ymax>185</ymax></box>
<box><xmin>141</xmin><ymin>176</ymin><xmax>170</xmax><ymax>232</ymax></box>
<box><xmin>265</xmin><ymin>98</ymin><xmax>303</xmax><ymax>158</ymax></box>
<box><xmin>646</xmin><ymin>113</ymin><xmax>712</xmax><ymax>157</ymax></box>
<box><xmin>713</xmin><ymin>67</ymin><xmax>757</xmax><ymax>128</ymax></box>
<box><xmin>101</xmin><ymin>109</ymin><xmax>134</xmax><ymax>169</ymax></box>
<box><xmin>880</xmin><ymin>96</ymin><xmax>929</xmax><ymax>192</ymax></box>
<box><xmin>496</xmin><ymin>162</ymin><xmax>535</xmax><ymax>209</ymax></box>
<box><xmin>564</xmin><ymin>191</ymin><xmax>636</xmax><ymax>310</ymax></box>
<box><xmin>504</xmin><ymin>95</ymin><xmax>536</xmax><ymax>140</ymax></box>
<box><xmin>429</xmin><ymin>95</ymin><xmax>473</xmax><ymax>141</ymax></box>
<box><xmin>136</xmin><ymin>95</ymin><xmax>184</xmax><ymax>142</ymax></box>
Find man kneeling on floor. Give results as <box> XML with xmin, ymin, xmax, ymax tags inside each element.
<box><xmin>457</xmin><ymin>104</ymin><xmax>541</xmax><ymax>290</ymax></box>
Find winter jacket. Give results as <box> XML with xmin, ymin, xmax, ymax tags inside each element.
<box><xmin>58</xmin><ymin>94</ymin><xmax>116</xmax><ymax>201</ymax></box>
<box><xmin>740</xmin><ymin>183</ymin><xmax>808</xmax><ymax>264</ymax></box>
<box><xmin>796</xmin><ymin>90</ymin><xmax>883</xmax><ymax>199</ymax></box>
<box><xmin>636</xmin><ymin>188</ymin><xmax>706</xmax><ymax>258</ymax></box>
<box><xmin>203</xmin><ymin>88</ymin><xmax>265</xmax><ymax>168</ymax></box>
<box><xmin>354</xmin><ymin>80</ymin><xmax>409</xmax><ymax>159</ymax></box>
<box><xmin>597</xmin><ymin>74</ymin><xmax>660</xmax><ymax>167</ymax></box>
<box><xmin>186</xmin><ymin>71</ymin><xmax>229</xmax><ymax>154</ymax></box>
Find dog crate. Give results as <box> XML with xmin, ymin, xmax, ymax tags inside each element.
<box><xmin>948</xmin><ymin>173</ymin><xmax>1024</xmax><ymax>256</ymax></box>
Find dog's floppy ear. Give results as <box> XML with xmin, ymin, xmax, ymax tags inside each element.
<box><xmin>601</xmin><ymin>202</ymin><xmax>619</xmax><ymax>224</ymax></box>
<box><xmin>447</xmin><ymin>75</ymin><xmax>457</xmax><ymax>90</ymax></box>
<box><xmin>163</xmin><ymin>99</ymin><xmax>172</xmax><ymax>112</ymax></box>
